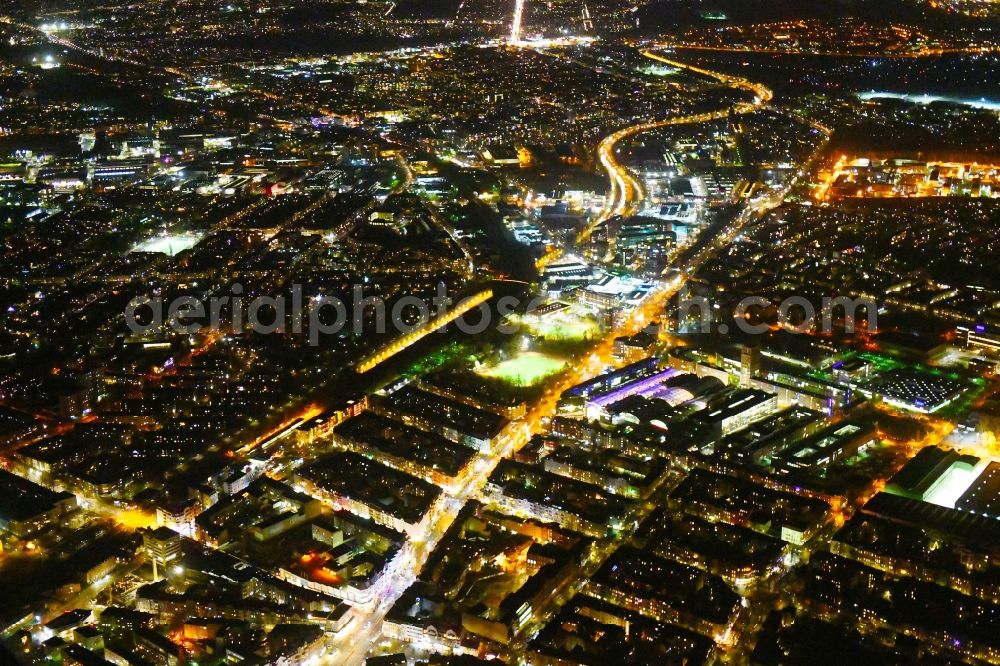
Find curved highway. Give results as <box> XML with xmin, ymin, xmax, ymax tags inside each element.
<box><xmin>578</xmin><ymin>49</ymin><xmax>774</xmax><ymax>244</ymax></box>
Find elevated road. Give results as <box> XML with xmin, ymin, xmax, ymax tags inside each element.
<box><xmin>578</xmin><ymin>50</ymin><xmax>774</xmax><ymax>245</ymax></box>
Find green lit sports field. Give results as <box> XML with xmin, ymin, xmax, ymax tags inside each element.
<box><xmin>477</xmin><ymin>352</ymin><xmax>567</xmax><ymax>387</ymax></box>
<box><xmin>526</xmin><ymin>316</ymin><xmax>600</xmax><ymax>342</ymax></box>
